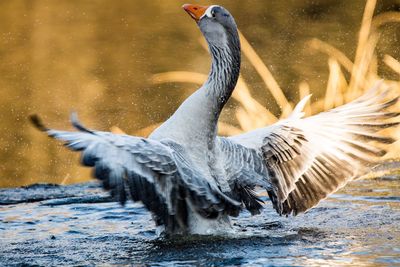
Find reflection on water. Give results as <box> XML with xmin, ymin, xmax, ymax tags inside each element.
<box><xmin>0</xmin><ymin>0</ymin><xmax>400</xmax><ymax>187</ymax></box>
<box><xmin>0</xmin><ymin>176</ymin><xmax>399</xmax><ymax>265</ymax></box>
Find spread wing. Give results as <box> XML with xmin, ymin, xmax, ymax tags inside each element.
<box><xmin>30</xmin><ymin>113</ymin><xmax>241</xmax><ymax>232</ymax></box>
<box><xmin>228</xmin><ymin>83</ymin><xmax>399</xmax><ymax>216</ymax></box>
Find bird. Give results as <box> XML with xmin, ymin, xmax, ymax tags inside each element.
<box><xmin>30</xmin><ymin>4</ymin><xmax>399</xmax><ymax>236</ymax></box>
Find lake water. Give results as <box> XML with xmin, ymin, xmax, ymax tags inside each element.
<box><xmin>0</xmin><ymin>169</ymin><xmax>399</xmax><ymax>266</ymax></box>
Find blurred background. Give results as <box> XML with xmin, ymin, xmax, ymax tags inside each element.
<box><xmin>1</xmin><ymin>0</ymin><xmax>399</xmax><ymax>187</ymax></box>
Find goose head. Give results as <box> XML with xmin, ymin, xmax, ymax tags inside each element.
<box><xmin>183</xmin><ymin>4</ymin><xmax>239</xmax><ymax>49</ymax></box>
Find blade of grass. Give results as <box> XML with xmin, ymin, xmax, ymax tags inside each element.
<box><xmin>348</xmin><ymin>0</ymin><xmax>377</xmax><ymax>95</ymax></box>
<box><xmin>335</xmin><ymin>67</ymin><xmax>347</xmax><ymax>107</ymax></box>
<box><xmin>324</xmin><ymin>58</ymin><xmax>341</xmax><ymax>110</ymax></box>
<box><xmin>236</xmin><ymin>107</ymin><xmax>256</xmax><ymax>131</ymax></box>
<box><xmin>308</xmin><ymin>38</ymin><xmax>354</xmax><ymax>73</ymax></box>
<box><xmin>347</xmin><ymin>33</ymin><xmax>380</xmax><ymax>100</ymax></box>
<box><xmin>238</xmin><ymin>32</ymin><xmax>292</xmax><ymax>112</ymax></box>
<box><xmin>110</xmin><ymin>126</ymin><xmax>126</xmax><ymax>135</ymax></box>
<box><xmin>384</xmin><ymin>55</ymin><xmax>400</xmax><ymax>75</ymax></box>
<box><xmin>134</xmin><ymin>123</ymin><xmax>162</xmax><ymax>137</ymax></box>
<box><xmin>151</xmin><ymin>71</ymin><xmax>207</xmax><ymax>85</ymax></box>
<box><xmin>234</xmin><ymin>76</ymin><xmax>278</xmax><ymax>125</ymax></box>
<box><xmin>310</xmin><ymin>99</ymin><xmax>325</xmax><ymax>114</ymax></box>
<box><xmin>218</xmin><ymin>122</ymin><xmax>243</xmax><ymax>136</ymax></box>
<box><xmin>367</xmin><ymin>53</ymin><xmax>379</xmax><ymax>81</ymax></box>
<box><xmin>372</xmin><ymin>11</ymin><xmax>400</xmax><ymax>29</ymax></box>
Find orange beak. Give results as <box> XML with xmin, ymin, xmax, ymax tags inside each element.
<box><xmin>182</xmin><ymin>4</ymin><xmax>209</xmax><ymax>22</ymax></box>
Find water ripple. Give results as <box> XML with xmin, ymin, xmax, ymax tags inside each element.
<box><xmin>0</xmin><ymin>178</ymin><xmax>399</xmax><ymax>266</ymax></box>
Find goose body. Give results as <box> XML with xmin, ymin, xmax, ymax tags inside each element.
<box><xmin>31</xmin><ymin>4</ymin><xmax>399</xmax><ymax>235</ymax></box>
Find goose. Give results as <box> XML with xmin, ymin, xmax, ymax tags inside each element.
<box><xmin>30</xmin><ymin>4</ymin><xmax>399</xmax><ymax>235</ymax></box>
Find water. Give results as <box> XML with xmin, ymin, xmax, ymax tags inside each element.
<box><xmin>1</xmin><ymin>173</ymin><xmax>399</xmax><ymax>266</ymax></box>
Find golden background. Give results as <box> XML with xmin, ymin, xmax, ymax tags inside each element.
<box><xmin>1</xmin><ymin>0</ymin><xmax>399</xmax><ymax>187</ymax></box>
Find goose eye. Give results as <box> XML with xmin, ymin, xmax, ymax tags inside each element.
<box><xmin>204</xmin><ymin>5</ymin><xmax>218</xmax><ymax>19</ymax></box>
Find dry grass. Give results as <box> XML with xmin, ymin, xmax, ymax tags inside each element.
<box><xmin>146</xmin><ymin>0</ymin><xmax>400</xmax><ymax>158</ymax></box>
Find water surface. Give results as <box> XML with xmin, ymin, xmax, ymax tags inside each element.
<box><xmin>1</xmin><ymin>173</ymin><xmax>399</xmax><ymax>266</ymax></box>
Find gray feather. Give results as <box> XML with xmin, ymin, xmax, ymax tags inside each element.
<box><xmin>31</xmin><ymin>114</ymin><xmax>241</xmax><ymax>232</ymax></box>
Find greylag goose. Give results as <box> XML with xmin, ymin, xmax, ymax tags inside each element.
<box><xmin>30</xmin><ymin>4</ymin><xmax>399</xmax><ymax>235</ymax></box>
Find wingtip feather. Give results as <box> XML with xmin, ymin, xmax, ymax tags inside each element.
<box><xmin>290</xmin><ymin>94</ymin><xmax>312</xmax><ymax>119</ymax></box>
<box><xmin>29</xmin><ymin>114</ymin><xmax>49</xmax><ymax>132</ymax></box>
<box><xmin>70</xmin><ymin>112</ymin><xmax>94</xmax><ymax>134</ymax></box>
